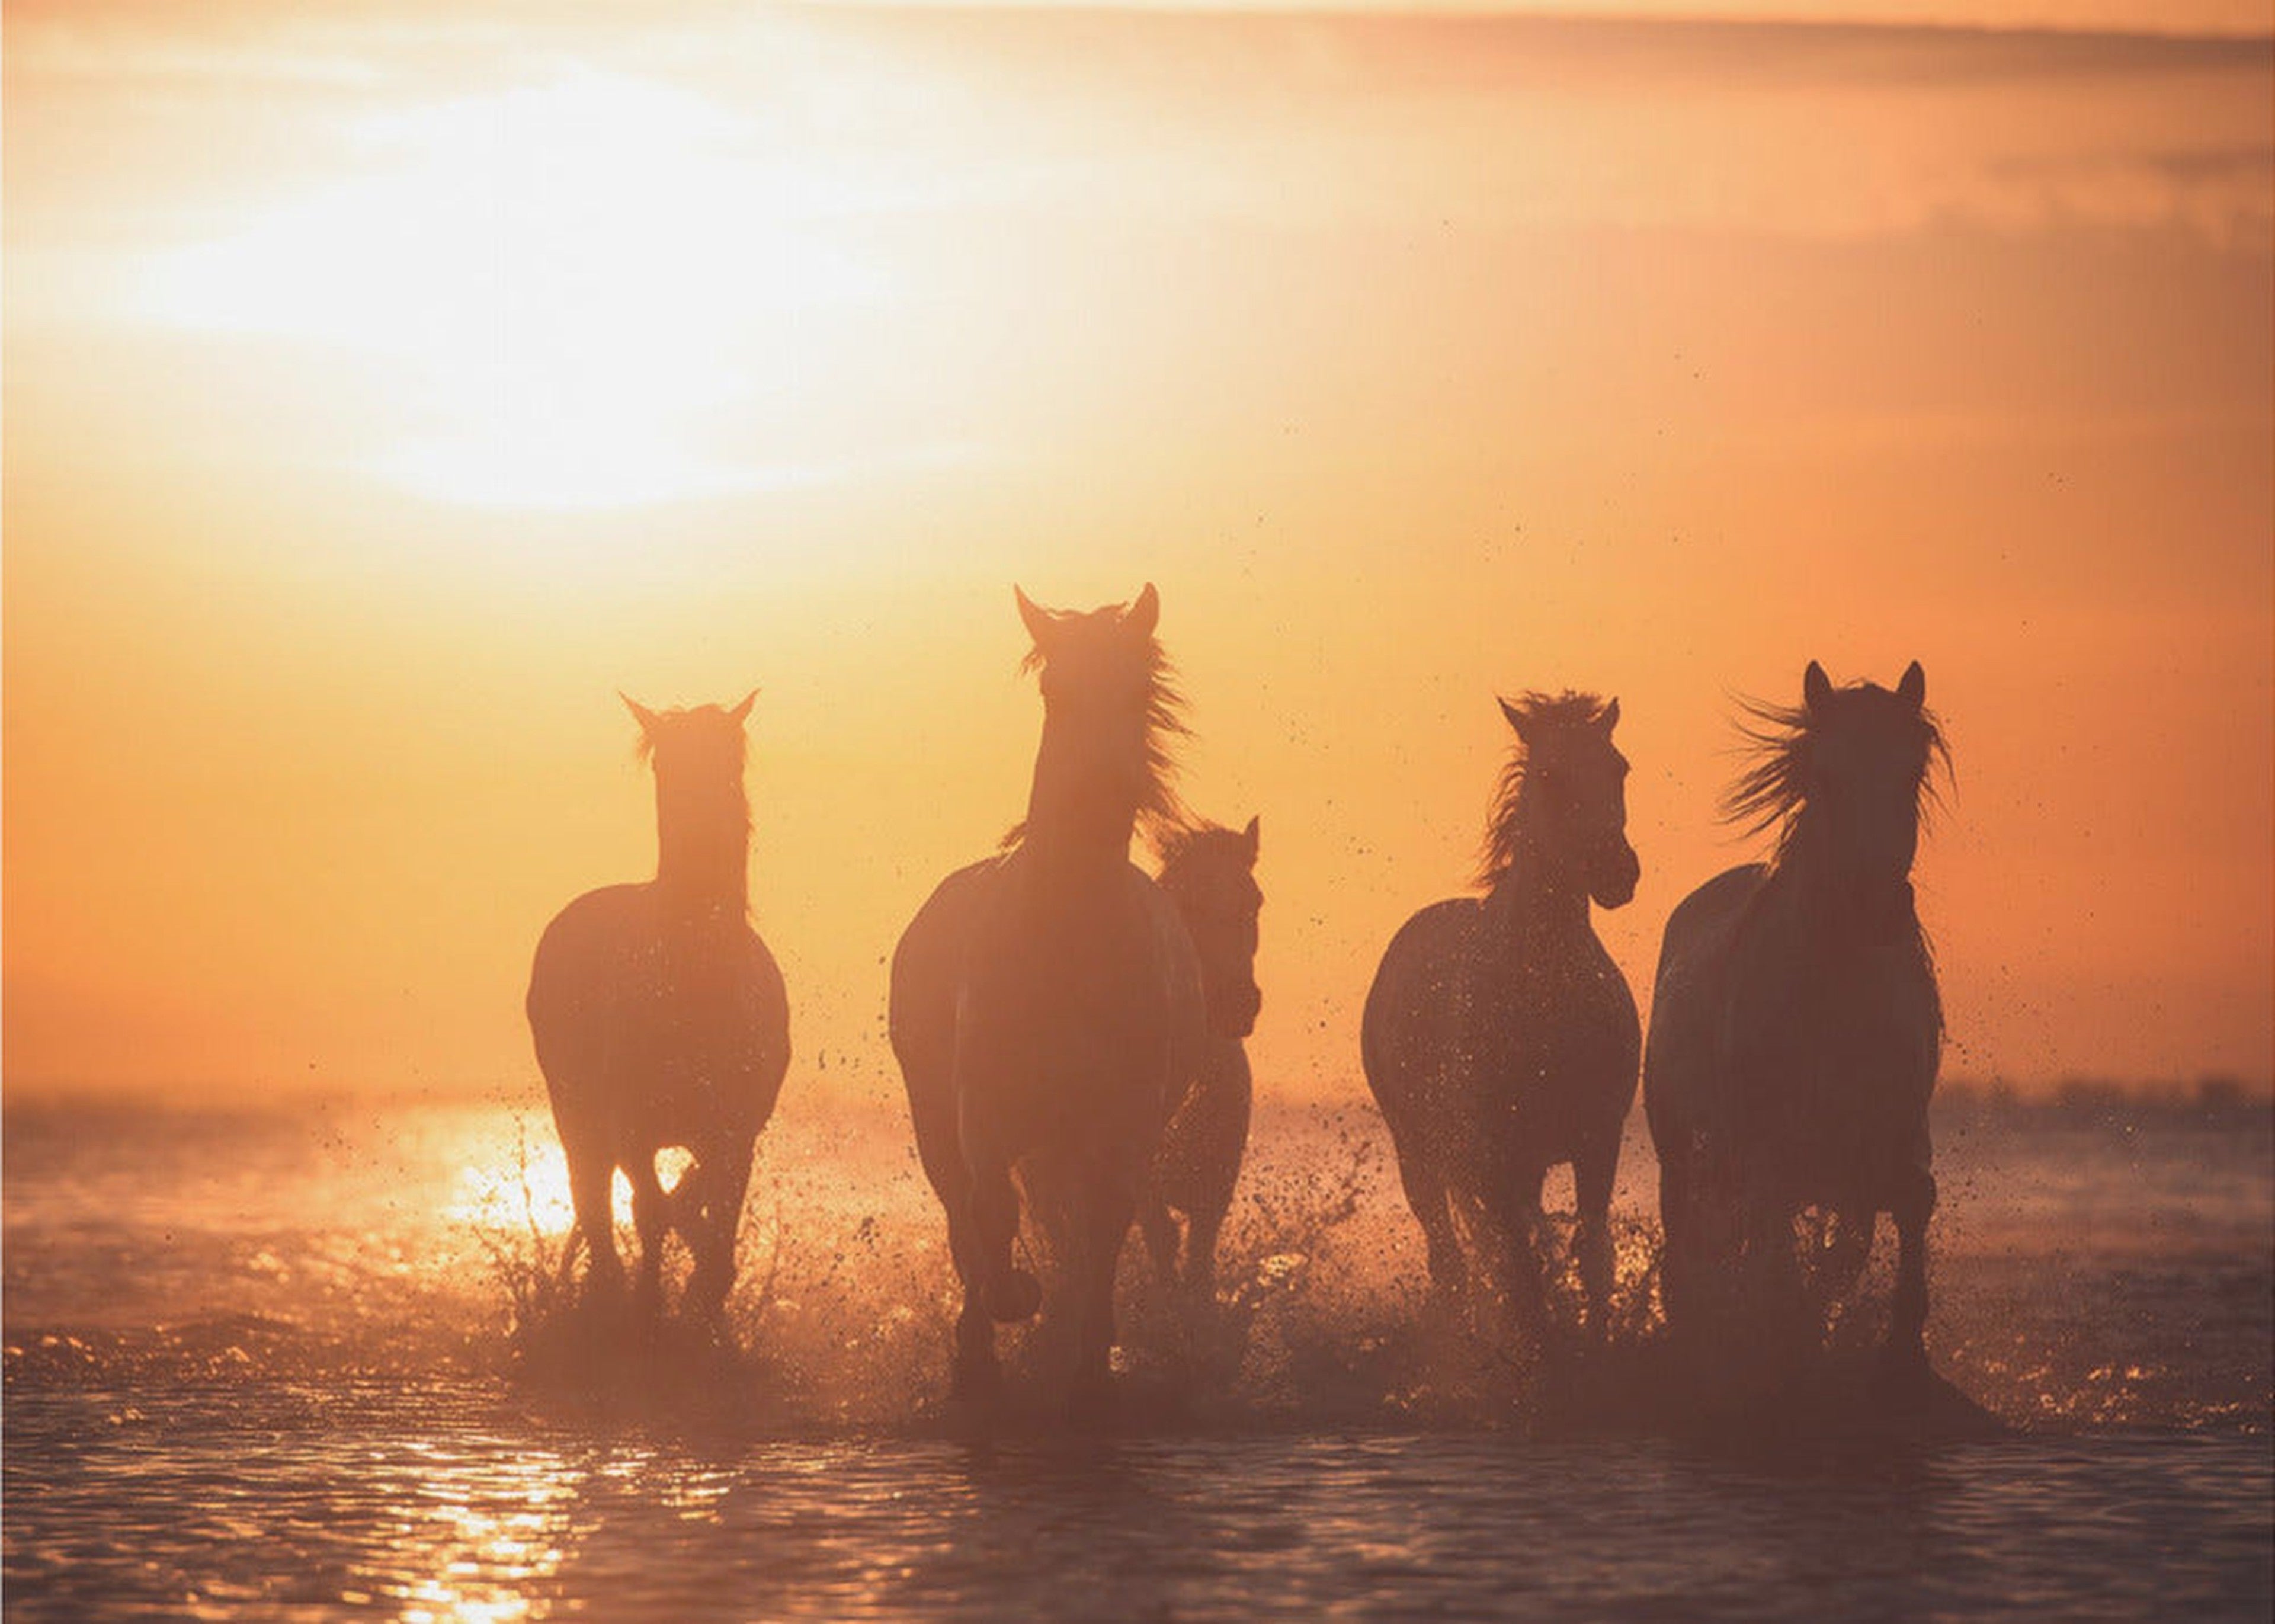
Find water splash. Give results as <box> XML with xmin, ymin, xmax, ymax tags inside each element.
<box><xmin>4</xmin><ymin>1091</ymin><xmax>2266</xmax><ymax>1441</ymax></box>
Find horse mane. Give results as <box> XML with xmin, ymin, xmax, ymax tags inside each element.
<box><xmin>631</xmin><ymin>711</ymin><xmax>748</xmax><ymax>767</ymax></box>
<box><xmin>1154</xmin><ymin>819</ymin><xmax>1246</xmax><ymax>880</ymax></box>
<box><xmin>1476</xmin><ymin>690</ymin><xmax>1612</xmax><ymax>889</ymax></box>
<box><xmin>632</xmin><ymin>704</ymin><xmax>754</xmax><ymax>844</ymax></box>
<box><xmin>1002</xmin><ymin>630</ymin><xmax>1192</xmax><ymax>851</ymax></box>
<box><xmin>1722</xmin><ymin>686</ymin><xmax>1950</xmax><ymax>859</ymax></box>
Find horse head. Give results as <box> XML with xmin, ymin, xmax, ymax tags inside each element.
<box><xmin>1486</xmin><ymin>691</ymin><xmax>1639</xmax><ymax>909</ymax></box>
<box><xmin>1158</xmin><ymin>816</ymin><xmax>1264</xmax><ymax>1039</ymax></box>
<box><xmin>623</xmin><ymin>690</ymin><xmax>757</xmax><ymax>902</ymax></box>
<box><xmin>1731</xmin><ymin>661</ymin><xmax>1946</xmax><ymax>944</ymax></box>
<box><xmin>1800</xmin><ymin>660</ymin><xmax>1939</xmax><ymax>940</ymax></box>
<box><xmin>1014</xmin><ymin>584</ymin><xmax>1186</xmax><ymax>850</ymax></box>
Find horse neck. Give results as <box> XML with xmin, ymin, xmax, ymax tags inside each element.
<box><xmin>1013</xmin><ymin>816</ymin><xmax>1133</xmax><ymax>901</ymax></box>
<box><xmin>1763</xmin><ymin>805</ymin><xmax>1917</xmax><ymax>950</ymax></box>
<box><xmin>1485</xmin><ymin>819</ymin><xmax>1591</xmax><ymax>940</ymax></box>
<box><xmin>1018</xmin><ymin>731</ymin><xmax>1139</xmax><ymax>890</ymax></box>
<box><xmin>653</xmin><ymin>777</ymin><xmax>749</xmax><ymax>920</ymax></box>
<box><xmin>1773</xmin><ymin>801</ymin><xmax>1828</xmax><ymax>876</ymax></box>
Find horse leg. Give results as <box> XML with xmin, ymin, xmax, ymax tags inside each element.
<box><xmin>1392</xmin><ymin>1140</ymin><xmax>1468</xmax><ymax>1306</ymax></box>
<box><xmin>1882</xmin><ymin>1168</ymin><xmax>1937</xmax><ymax>1395</ymax></box>
<box><xmin>1139</xmin><ymin>1196</ymin><xmax>1182</xmax><ymax>1292</ymax></box>
<box><xmin>1070</xmin><ymin>1175</ymin><xmax>1135</xmax><ymax>1419</ymax></box>
<box><xmin>565</xmin><ymin>1143</ymin><xmax>624</xmax><ymax>1300</ymax></box>
<box><xmin>1743</xmin><ymin>1183</ymin><xmax>1808</xmax><ymax>1375</ymax></box>
<box><xmin>1495</xmin><ymin>1164</ymin><xmax>1549</xmax><ymax>1334</ymax></box>
<box><xmin>1184</xmin><ymin>1195</ymin><xmax>1228</xmax><ymax>1308</ymax></box>
<box><xmin>908</xmin><ymin>1068</ymin><xmax>996</xmax><ymax>1399</ymax></box>
<box><xmin>687</xmin><ymin>1143</ymin><xmax>755</xmax><ymax>1327</ymax></box>
<box><xmin>628</xmin><ymin>1155</ymin><xmax>671</xmax><ymax>1319</ymax></box>
<box><xmin>1819</xmin><ymin>1205</ymin><xmax>1875</xmax><ymax>1311</ymax></box>
<box><xmin>1466</xmin><ymin>1114</ymin><xmax>1543</xmax><ymax>1338</ymax></box>
<box><xmin>949</xmin><ymin>1159</ymin><xmax>1017</xmax><ymax>1401</ymax></box>
<box><xmin>1573</xmin><ymin>1140</ymin><xmax>1619</xmax><ymax>1339</ymax></box>
<box><xmin>1655</xmin><ymin>1139</ymin><xmax>1692</xmax><ymax>1335</ymax></box>
<box><xmin>944</xmin><ymin>1190</ymin><xmax>1001</xmax><ymax>1403</ymax></box>
<box><xmin>968</xmin><ymin>1148</ymin><xmax>1041</xmax><ymax>1324</ymax></box>
<box><xmin>1666</xmin><ymin>1138</ymin><xmax>1760</xmax><ymax>1389</ymax></box>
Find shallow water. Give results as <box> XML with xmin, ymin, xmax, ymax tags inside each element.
<box><xmin>8</xmin><ymin>1387</ymin><xmax>2268</xmax><ymax>1621</ymax></box>
<box><xmin>5</xmin><ymin>1088</ymin><xmax>2270</xmax><ymax>1619</ymax></box>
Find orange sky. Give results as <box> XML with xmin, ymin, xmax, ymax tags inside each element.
<box><xmin>5</xmin><ymin>2</ymin><xmax>2271</xmax><ymax>1100</ymax></box>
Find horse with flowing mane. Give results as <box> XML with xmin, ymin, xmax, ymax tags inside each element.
<box><xmin>1644</xmin><ymin>660</ymin><xmax>1947</xmax><ymax>1388</ymax></box>
<box><xmin>1363</xmin><ymin>692</ymin><xmax>1641</xmax><ymax>1331</ymax></box>
<box><xmin>889</xmin><ymin>585</ymin><xmax>1207</xmax><ymax>1408</ymax></box>
<box><xmin>1141</xmin><ymin>816</ymin><xmax>1263</xmax><ymax>1305</ymax></box>
<box><xmin>526</xmin><ymin>693</ymin><xmax>790</xmax><ymax>1324</ymax></box>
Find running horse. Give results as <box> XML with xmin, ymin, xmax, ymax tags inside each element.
<box><xmin>526</xmin><ymin>693</ymin><xmax>790</xmax><ymax>1322</ymax></box>
<box><xmin>890</xmin><ymin>585</ymin><xmax>1207</xmax><ymax>1407</ymax></box>
<box><xmin>1142</xmin><ymin>816</ymin><xmax>1264</xmax><ymax>1305</ymax></box>
<box><xmin>1644</xmin><ymin>661</ymin><xmax>1947</xmax><ymax>1388</ymax></box>
<box><xmin>1363</xmin><ymin>693</ymin><xmax>1641</xmax><ymax>1331</ymax></box>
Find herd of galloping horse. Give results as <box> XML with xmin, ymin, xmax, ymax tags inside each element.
<box><xmin>527</xmin><ymin>584</ymin><xmax>1950</xmax><ymax>1411</ymax></box>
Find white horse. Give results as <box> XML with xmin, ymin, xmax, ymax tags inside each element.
<box><xmin>1363</xmin><ymin>693</ymin><xmax>1641</xmax><ymax>1332</ymax></box>
<box><xmin>890</xmin><ymin>586</ymin><xmax>1207</xmax><ymax>1409</ymax></box>
<box><xmin>527</xmin><ymin>693</ymin><xmax>790</xmax><ymax>1323</ymax></box>
<box><xmin>1645</xmin><ymin>661</ymin><xmax>1947</xmax><ymax>1387</ymax></box>
<box><xmin>1142</xmin><ymin>816</ymin><xmax>1263</xmax><ymax>1305</ymax></box>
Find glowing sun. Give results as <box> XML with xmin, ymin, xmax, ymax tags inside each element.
<box><xmin>143</xmin><ymin>69</ymin><xmax>882</xmax><ymax>510</ymax></box>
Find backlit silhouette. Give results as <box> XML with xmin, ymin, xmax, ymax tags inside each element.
<box><xmin>1363</xmin><ymin>693</ymin><xmax>1642</xmax><ymax>1331</ymax></box>
<box><xmin>526</xmin><ymin>693</ymin><xmax>790</xmax><ymax>1323</ymax></box>
<box><xmin>1644</xmin><ymin>661</ymin><xmax>1947</xmax><ymax>1389</ymax></box>
<box><xmin>889</xmin><ymin>586</ymin><xmax>1207</xmax><ymax>1408</ymax></box>
<box><xmin>1142</xmin><ymin>816</ymin><xmax>1264</xmax><ymax>1305</ymax></box>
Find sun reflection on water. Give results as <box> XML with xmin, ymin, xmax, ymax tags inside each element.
<box><xmin>446</xmin><ymin>1146</ymin><xmax>581</xmax><ymax>1237</ymax></box>
<box><xmin>369</xmin><ymin>1449</ymin><xmax>581</xmax><ymax>1624</ymax></box>
<box><xmin>442</xmin><ymin>1127</ymin><xmax>701</xmax><ymax>1238</ymax></box>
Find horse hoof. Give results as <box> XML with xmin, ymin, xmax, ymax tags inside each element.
<box><xmin>1873</xmin><ymin>1346</ymin><xmax>1933</xmax><ymax>1407</ymax></box>
<box><xmin>987</xmin><ymin>1269</ymin><xmax>1043</xmax><ymax>1323</ymax></box>
<box><xmin>951</xmin><ymin>1357</ymin><xmax>1003</xmax><ymax>1404</ymax></box>
<box><xmin>1067</xmin><ymin>1373</ymin><xmax>1118</xmax><ymax>1425</ymax></box>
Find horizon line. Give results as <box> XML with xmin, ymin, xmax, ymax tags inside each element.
<box><xmin>773</xmin><ymin>0</ymin><xmax>2275</xmax><ymax>49</ymax></box>
<box><xmin>7</xmin><ymin>1072</ymin><xmax>2271</xmax><ymax>1111</ymax></box>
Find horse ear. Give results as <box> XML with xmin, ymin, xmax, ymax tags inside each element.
<box><xmin>1123</xmin><ymin>582</ymin><xmax>1160</xmax><ymax>639</ymax></box>
<box><xmin>1014</xmin><ymin>585</ymin><xmax>1056</xmax><ymax>653</ymax></box>
<box><xmin>1498</xmin><ymin>696</ymin><xmax>1534</xmax><ymax>745</ymax></box>
<box><xmin>726</xmin><ymin>688</ymin><xmax>758</xmax><ymax>726</ymax></box>
<box><xmin>1598</xmin><ymin>696</ymin><xmax>1620</xmax><ymax>734</ymax></box>
<box><xmin>1241</xmin><ymin>815</ymin><xmax>1260</xmax><ymax>863</ymax></box>
<box><xmin>1803</xmin><ymin>661</ymin><xmax>1833</xmax><ymax>713</ymax></box>
<box><xmin>1896</xmin><ymin>661</ymin><xmax>1925</xmax><ymax>709</ymax></box>
<box><xmin>621</xmin><ymin>692</ymin><xmax>662</xmax><ymax>737</ymax></box>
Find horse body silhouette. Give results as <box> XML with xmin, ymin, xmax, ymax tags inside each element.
<box><xmin>1363</xmin><ymin>693</ymin><xmax>1640</xmax><ymax>1328</ymax></box>
<box><xmin>890</xmin><ymin>585</ymin><xmax>1206</xmax><ymax>1406</ymax></box>
<box><xmin>1644</xmin><ymin>660</ymin><xmax>1945</xmax><ymax>1384</ymax></box>
<box><xmin>526</xmin><ymin>693</ymin><xmax>790</xmax><ymax>1321</ymax></box>
<box><xmin>1141</xmin><ymin>816</ymin><xmax>1263</xmax><ymax>1303</ymax></box>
